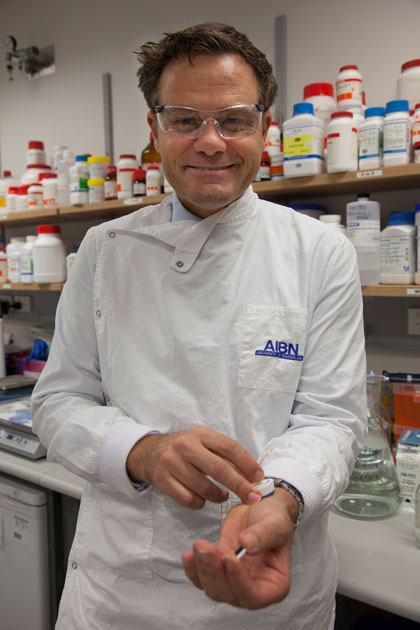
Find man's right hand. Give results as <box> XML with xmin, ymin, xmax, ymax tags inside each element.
<box><xmin>126</xmin><ymin>426</ymin><xmax>264</xmax><ymax>510</ymax></box>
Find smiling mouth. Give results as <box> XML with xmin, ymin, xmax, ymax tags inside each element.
<box><xmin>188</xmin><ymin>165</ymin><xmax>235</xmax><ymax>171</ymax></box>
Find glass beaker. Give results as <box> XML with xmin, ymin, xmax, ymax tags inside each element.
<box><xmin>334</xmin><ymin>373</ymin><xmax>402</xmax><ymax>519</ymax></box>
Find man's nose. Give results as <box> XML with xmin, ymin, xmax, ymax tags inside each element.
<box><xmin>193</xmin><ymin>118</ymin><xmax>227</xmax><ymax>154</ymax></box>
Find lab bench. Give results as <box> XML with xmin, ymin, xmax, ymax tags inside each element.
<box><xmin>0</xmin><ymin>449</ymin><xmax>419</xmax><ymax>625</ymax></box>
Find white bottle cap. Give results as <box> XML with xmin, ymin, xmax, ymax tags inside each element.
<box><xmin>253</xmin><ymin>478</ymin><xmax>275</xmax><ymax>498</ymax></box>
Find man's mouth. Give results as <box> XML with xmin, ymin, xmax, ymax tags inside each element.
<box><xmin>188</xmin><ymin>165</ymin><xmax>235</xmax><ymax>171</ymax></box>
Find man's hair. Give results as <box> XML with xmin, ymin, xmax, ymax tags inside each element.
<box><xmin>136</xmin><ymin>22</ymin><xmax>278</xmax><ymax>110</ymax></box>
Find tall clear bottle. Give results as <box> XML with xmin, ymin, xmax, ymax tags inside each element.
<box><xmin>334</xmin><ymin>373</ymin><xmax>402</xmax><ymax>519</ymax></box>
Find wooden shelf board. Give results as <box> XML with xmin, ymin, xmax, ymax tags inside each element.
<box><xmin>362</xmin><ymin>284</ymin><xmax>420</xmax><ymax>297</ymax></box>
<box><xmin>0</xmin><ymin>282</ymin><xmax>63</xmax><ymax>292</ymax></box>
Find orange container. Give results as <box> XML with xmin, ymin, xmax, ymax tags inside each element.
<box><xmin>393</xmin><ymin>385</ymin><xmax>420</xmax><ymax>442</ymax></box>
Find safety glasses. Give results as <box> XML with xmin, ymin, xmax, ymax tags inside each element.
<box><xmin>153</xmin><ymin>104</ymin><xmax>265</xmax><ymax>139</ymax></box>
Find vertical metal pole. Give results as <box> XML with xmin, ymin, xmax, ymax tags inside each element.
<box><xmin>274</xmin><ymin>15</ymin><xmax>287</xmax><ymax>124</ymax></box>
<box><xmin>102</xmin><ymin>73</ymin><xmax>114</xmax><ymax>164</ymax></box>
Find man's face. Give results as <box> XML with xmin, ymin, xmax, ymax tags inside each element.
<box><xmin>147</xmin><ymin>54</ymin><xmax>272</xmax><ymax>218</ymax></box>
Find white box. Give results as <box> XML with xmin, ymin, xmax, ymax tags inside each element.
<box><xmin>396</xmin><ymin>429</ymin><xmax>420</xmax><ymax>502</ymax></box>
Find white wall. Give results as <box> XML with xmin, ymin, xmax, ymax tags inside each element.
<box><xmin>0</xmin><ymin>0</ymin><xmax>419</xmax><ymax>373</ymax></box>
<box><xmin>1</xmin><ymin>0</ymin><xmax>420</xmax><ymax>176</ymax></box>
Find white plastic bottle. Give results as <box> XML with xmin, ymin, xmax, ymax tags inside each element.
<box><xmin>0</xmin><ymin>242</ymin><xmax>7</xmax><ymax>284</ymax></box>
<box><xmin>16</xmin><ymin>185</ymin><xmax>29</xmax><ymax>211</ymax></box>
<box><xmin>0</xmin><ymin>171</ymin><xmax>19</xmax><ymax>209</ymax></box>
<box><xmin>117</xmin><ymin>154</ymin><xmax>138</xmax><ymax>172</ymax></box>
<box><xmin>319</xmin><ymin>214</ymin><xmax>346</xmax><ymax>235</ymax></box>
<box><xmin>19</xmin><ymin>235</ymin><xmax>37</xmax><ymax>284</ymax></box>
<box><xmin>358</xmin><ymin>107</ymin><xmax>385</xmax><ymax>170</ymax></box>
<box><xmin>27</xmin><ymin>183</ymin><xmax>43</xmax><ymax>209</ymax></box>
<box><xmin>336</xmin><ymin>65</ymin><xmax>363</xmax><ymax>111</ymax></box>
<box><xmin>415</xmin><ymin>205</ymin><xmax>420</xmax><ymax>285</ymax></box>
<box><xmin>346</xmin><ymin>195</ymin><xmax>381</xmax><ymax>285</ymax></box>
<box><xmin>57</xmin><ymin>150</ymin><xmax>75</xmax><ymax>206</ymax></box>
<box><xmin>282</xmin><ymin>103</ymin><xmax>325</xmax><ymax>178</ymax></box>
<box><xmin>146</xmin><ymin>166</ymin><xmax>163</xmax><ymax>195</ymax></box>
<box><xmin>412</xmin><ymin>102</ymin><xmax>420</xmax><ymax>146</ymax></box>
<box><xmin>380</xmin><ymin>212</ymin><xmax>416</xmax><ymax>284</ymax></box>
<box><xmin>303</xmin><ymin>83</ymin><xmax>336</xmax><ymax>125</ymax></box>
<box><xmin>265</xmin><ymin>122</ymin><xmax>283</xmax><ymax>178</ymax></box>
<box><xmin>33</xmin><ymin>225</ymin><xmax>67</xmax><ymax>284</ymax></box>
<box><xmin>6</xmin><ymin>186</ymin><xmax>18</xmax><ymax>212</ymax></box>
<box><xmin>21</xmin><ymin>164</ymin><xmax>52</xmax><ymax>186</ymax></box>
<box><xmin>69</xmin><ymin>155</ymin><xmax>89</xmax><ymax>205</ymax></box>
<box><xmin>397</xmin><ymin>59</ymin><xmax>420</xmax><ymax>111</ymax></box>
<box><xmin>326</xmin><ymin>111</ymin><xmax>358</xmax><ymax>173</ymax></box>
<box><xmin>117</xmin><ymin>168</ymin><xmax>135</xmax><ymax>199</ymax></box>
<box><xmin>383</xmin><ymin>100</ymin><xmax>412</xmax><ymax>166</ymax></box>
<box><xmin>26</xmin><ymin>140</ymin><xmax>46</xmax><ymax>166</ymax></box>
<box><xmin>40</xmin><ymin>173</ymin><xmax>58</xmax><ymax>206</ymax></box>
<box><xmin>6</xmin><ymin>236</ymin><xmax>25</xmax><ymax>283</ymax></box>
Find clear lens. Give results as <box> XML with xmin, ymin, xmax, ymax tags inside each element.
<box><xmin>156</xmin><ymin>105</ymin><xmax>262</xmax><ymax>139</ymax></box>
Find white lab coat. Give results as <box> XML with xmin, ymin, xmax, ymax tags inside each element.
<box><xmin>32</xmin><ymin>186</ymin><xmax>366</xmax><ymax>630</ymax></box>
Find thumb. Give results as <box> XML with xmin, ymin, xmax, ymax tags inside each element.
<box><xmin>238</xmin><ymin>512</ymin><xmax>293</xmax><ymax>555</ymax></box>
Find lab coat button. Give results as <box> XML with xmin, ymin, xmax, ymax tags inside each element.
<box><xmin>176</xmin><ymin>260</ymin><xmax>184</xmax><ymax>268</ymax></box>
<box><xmin>108</xmin><ymin>231</ymin><xmax>116</xmax><ymax>238</ymax></box>
<box><xmin>72</xmin><ymin>562</ymin><xmax>78</xmax><ymax>569</ymax></box>
<box><xmin>96</xmin><ymin>310</ymin><xmax>101</xmax><ymax>318</ymax></box>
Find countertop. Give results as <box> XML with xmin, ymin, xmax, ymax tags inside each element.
<box><xmin>0</xmin><ymin>449</ymin><xmax>419</xmax><ymax>623</ymax></box>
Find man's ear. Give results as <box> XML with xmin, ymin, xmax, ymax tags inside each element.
<box><xmin>147</xmin><ymin>111</ymin><xmax>160</xmax><ymax>152</ymax></box>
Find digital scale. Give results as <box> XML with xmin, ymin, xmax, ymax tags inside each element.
<box><xmin>0</xmin><ymin>376</ymin><xmax>46</xmax><ymax>459</ymax></box>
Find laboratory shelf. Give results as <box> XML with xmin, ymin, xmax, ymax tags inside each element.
<box><xmin>0</xmin><ymin>282</ymin><xmax>63</xmax><ymax>292</ymax></box>
<box><xmin>361</xmin><ymin>284</ymin><xmax>420</xmax><ymax>297</ymax></box>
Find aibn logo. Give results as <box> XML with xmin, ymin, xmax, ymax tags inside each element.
<box><xmin>255</xmin><ymin>339</ymin><xmax>304</xmax><ymax>362</ymax></box>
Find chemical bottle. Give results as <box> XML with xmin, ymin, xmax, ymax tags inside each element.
<box><xmin>319</xmin><ymin>214</ymin><xmax>346</xmax><ymax>235</ymax></box>
<box><xmin>6</xmin><ymin>186</ymin><xmax>18</xmax><ymax>212</ymax></box>
<box><xmin>40</xmin><ymin>173</ymin><xmax>58</xmax><ymax>207</ymax></box>
<box><xmin>16</xmin><ymin>185</ymin><xmax>29</xmax><ymax>211</ymax></box>
<box><xmin>255</xmin><ymin>151</ymin><xmax>271</xmax><ymax>181</ymax></box>
<box><xmin>0</xmin><ymin>171</ymin><xmax>19</xmax><ymax>208</ymax></box>
<box><xmin>133</xmin><ymin>169</ymin><xmax>146</xmax><ymax>196</ymax></box>
<box><xmin>6</xmin><ymin>236</ymin><xmax>25</xmax><ymax>282</ymax></box>
<box><xmin>105</xmin><ymin>166</ymin><xmax>117</xmax><ymax>200</ymax></box>
<box><xmin>57</xmin><ymin>150</ymin><xmax>75</xmax><ymax>206</ymax></box>
<box><xmin>117</xmin><ymin>168</ymin><xmax>135</xmax><ymax>199</ymax></box>
<box><xmin>397</xmin><ymin>59</ymin><xmax>420</xmax><ymax>112</ymax></box>
<box><xmin>346</xmin><ymin>194</ymin><xmax>381</xmax><ymax>285</ymax></box>
<box><xmin>0</xmin><ymin>235</ymin><xmax>7</xmax><ymax>284</ymax></box>
<box><xmin>27</xmin><ymin>183</ymin><xmax>43</xmax><ymax>209</ymax></box>
<box><xmin>19</xmin><ymin>235</ymin><xmax>37</xmax><ymax>284</ymax></box>
<box><xmin>69</xmin><ymin>155</ymin><xmax>89</xmax><ymax>205</ymax></box>
<box><xmin>265</xmin><ymin>121</ymin><xmax>283</xmax><ymax>178</ymax></box>
<box><xmin>26</xmin><ymin>140</ymin><xmax>46</xmax><ymax>166</ymax></box>
<box><xmin>336</xmin><ymin>65</ymin><xmax>363</xmax><ymax>111</ymax></box>
<box><xmin>87</xmin><ymin>156</ymin><xmax>110</xmax><ymax>180</ymax></box>
<box><xmin>141</xmin><ymin>132</ymin><xmax>162</xmax><ymax>171</ymax></box>
<box><xmin>414</xmin><ymin>205</ymin><xmax>420</xmax><ymax>285</ymax></box>
<box><xmin>117</xmin><ymin>154</ymin><xmax>138</xmax><ymax>172</ymax></box>
<box><xmin>326</xmin><ymin>111</ymin><xmax>358</xmax><ymax>173</ymax></box>
<box><xmin>21</xmin><ymin>164</ymin><xmax>52</xmax><ymax>186</ymax></box>
<box><xmin>146</xmin><ymin>166</ymin><xmax>162</xmax><ymax>195</ymax></box>
<box><xmin>334</xmin><ymin>373</ymin><xmax>401</xmax><ymax>519</ymax></box>
<box><xmin>415</xmin><ymin>483</ymin><xmax>420</xmax><ymax>550</ymax></box>
<box><xmin>283</xmin><ymin>103</ymin><xmax>325</xmax><ymax>178</ymax></box>
<box><xmin>33</xmin><ymin>225</ymin><xmax>67</xmax><ymax>284</ymax></box>
<box><xmin>303</xmin><ymin>83</ymin><xmax>336</xmax><ymax>125</ymax></box>
<box><xmin>412</xmin><ymin>102</ymin><xmax>420</xmax><ymax>146</ymax></box>
<box><xmin>380</xmin><ymin>212</ymin><xmax>416</xmax><ymax>284</ymax></box>
<box><xmin>383</xmin><ymin>100</ymin><xmax>412</xmax><ymax>166</ymax></box>
<box><xmin>358</xmin><ymin>107</ymin><xmax>385</xmax><ymax>170</ymax></box>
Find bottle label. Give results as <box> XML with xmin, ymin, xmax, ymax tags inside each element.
<box><xmin>283</xmin><ymin>123</ymin><xmax>324</xmax><ymax>160</ymax></box>
<box><xmin>383</xmin><ymin>121</ymin><xmax>410</xmax><ymax>154</ymax></box>
<box><xmin>347</xmin><ymin>222</ymin><xmax>380</xmax><ymax>247</ymax></box>
<box><xmin>380</xmin><ymin>236</ymin><xmax>415</xmax><ymax>274</ymax></box>
<box><xmin>359</xmin><ymin>127</ymin><xmax>383</xmax><ymax>160</ymax></box>
<box><xmin>133</xmin><ymin>181</ymin><xmax>146</xmax><ymax>196</ymax></box>
<box><xmin>326</xmin><ymin>128</ymin><xmax>358</xmax><ymax>166</ymax></box>
<box><xmin>104</xmin><ymin>180</ymin><xmax>117</xmax><ymax>199</ymax></box>
<box><xmin>336</xmin><ymin>78</ymin><xmax>362</xmax><ymax>104</ymax></box>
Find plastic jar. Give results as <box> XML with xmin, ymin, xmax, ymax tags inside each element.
<box><xmin>26</xmin><ymin>140</ymin><xmax>46</xmax><ymax>166</ymax></box>
<box><xmin>397</xmin><ymin>59</ymin><xmax>420</xmax><ymax>112</ymax></box>
<box><xmin>358</xmin><ymin>107</ymin><xmax>385</xmax><ymax>170</ymax></box>
<box><xmin>415</xmin><ymin>205</ymin><xmax>420</xmax><ymax>285</ymax></box>
<box><xmin>380</xmin><ymin>212</ymin><xmax>416</xmax><ymax>284</ymax></box>
<box><xmin>265</xmin><ymin>121</ymin><xmax>283</xmax><ymax>179</ymax></box>
<box><xmin>146</xmin><ymin>166</ymin><xmax>163</xmax><ymax>195</ymax></box>
<box><xmin>117</xmin><ymin>168</ymin><xmax>135</xmax><ymax>199</ymax></box>
<box><xmin>133</xmin><ymin>169</ymin><xmax>146</xmax><ymax>196</ymax></box>
<box><xmin>105</xmin><ymin>166</ymin><xmax>117</xmax><ymax>200</ymax></box>
<box><xmin>256</xmin><ymin>151</ymin><xmax>271</xmax><ymax>181</ymax></box>
<box><xmin>290</xmin><ymin>203</ymin><xmax>328</xmax><ymax>220</ymax></box>
<box><xmin>0</xmin><ymin>244</ymin><xmax>7</xmax><ymax>284</ymax></box>
<box><xmin>319</xmin><ymin>214</ymin><xmax>347</xmax><ymax>235</ymax></box>
<box><xmin>282</xmin><ymin>102</ymin><xmax>325</xmax><ymax>178</ymax></box>
<box><xmin>19</xmin><ymin>235</ymin><xmax>37</xmax><ymax>284</ymax></box>
<box><xmin>69</xmin><ymin>155</ymin><xmax>89</xmax><ymax>205</ymax></box>
<box><xmin>383</xmin><ymin>100</ymin><xmax>412</xmax><ymax>166</ymax></box>
<box><xmin>21</xmin><ymin>164</ymin><xmax>52</xmax><ymax>185</ymax></box>
<box><xmin>6</xmin><ymin>186</ymin><xmax>18</xmax><ymax>212</ymax></box>
<box><xmin>87</xmin><ymin>156</ymin><xmax>110</xmax><ymax>180</ymax></box>
<box><xmin>117</xmin><ymin>154</ymin><xmax>138</xmax><ymax>172</ymax></box>
<box><xmin>27</xmin><ymin>183</ymin><xmax>43</xmax><ymax>209</ymax></box>
<box><xmin>33</xmin><ymin>225</ymin><xmax>67</xmax><ymax>283</ymax></box>
<box><xmin>87</xmin><ymin>178</ymin><xmax>105</xmax><ymax>203</ymax></box>
<box><xmin>16</xmin><ymin>185</ymin><xmax>29</xmax><ymax>211</ymax></box>
<box><xmin>412</xmin><ymin>102</ymin><xmax>420</xmax><ymax>146</ymax></box>
<box><xmin>336</xmin><ymin>65</ymin><xmax>363</xmax><ymax>111</ymax></box>
<box><xmin>346</xmin><ymin>194</ymin><xmax>381</xmax><ymax>285</ymax></box>
<box><xmin>39</xmin><ymin>173</ymin><xmax>58</xmax><ymax>206</ymax></box>
<box><xmin>303</xmin><ymin>83</ymin><xmax>336</xmax><ymax>125</ymax></box>
<box><xmin>326</xmin><ymin>111</ymin><xmax>358</xmax><ymax>173</ymax></box>
<box><xmin>6</xmin><ymin>237</ymin><xmax>25</xmax><ymax>282</ymax></box>
<box><xmin>345</xmin><ymin>107</ymin><xmax>364</xmax><ymax>129</ymax></box>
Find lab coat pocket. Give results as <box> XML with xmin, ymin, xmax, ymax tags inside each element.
<box><xmin>150</xmin><ymin>492</ymin><xmax>223</xmax><ymax>582</ymax></box>
<box><xmin>237</xmin><ymin>305</ymin><xmax>308</xmax><ymax>393</ymax></box>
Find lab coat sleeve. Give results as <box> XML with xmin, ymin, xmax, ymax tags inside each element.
<box><xmin>260</xmin><ymin>234</ymin><xmax>367</xmax><ymax>521</ymax></box>
<box><xmin>31</xmin><ymin>227</ymin><xmax>158</xmax><ymax>499</ymax></box>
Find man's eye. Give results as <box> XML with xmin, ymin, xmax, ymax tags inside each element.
<box><xmin>170</xmin><ymin>116</ymin><xmax>200</xmax><ymax>129</ymax></box>
<box><xmin>222</xmin><ymin>117</ymin><xmax>249</xmax><ymax>130</ymax></box>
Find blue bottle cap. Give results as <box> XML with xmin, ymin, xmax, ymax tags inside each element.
<box><xmin>385</xmin><ymin>99</ymin><xmax>409</xmax><ymax>114</ymax></box>
<box><xmin>293</xmin><ymin>102</ymin><xmax>314</xmax><ymax>116</ymax></box>
<box><xmin>75</xmin><ymin>155</ymin><xmax>88</xmax><ymax>162</ymax></box>
<box><xmin>291</xmin><ymin>203</ymin><xmax>327</xmax><ymax>212</ymax></box>
<box><xmin>365</xmin><ymin>107</ymin><xmax>385</xmax><ymax>118</ymax></box>
<box><xmin>387</xmin><ymin>211</ymin><xmax>415</xmax><ymax>225</ymax></box>
<box><xmin>415</xmin><ymin>204</ymin><xmax>420</xmax><ymax>213</ymax></box>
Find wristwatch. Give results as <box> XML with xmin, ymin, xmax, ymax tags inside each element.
<box><xmin>269</xmin><ymin>478</ymin><xmax>304</xmax><ymax>530</ymax></box>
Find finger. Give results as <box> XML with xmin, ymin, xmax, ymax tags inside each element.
<box><xmin>182</xmin><ymin>551</ymin><xmax>203</xmax><ymax>590</ymax></box>
<box><xmin>238</xmin><ymin>507</ymin><xmax>294</xmax><ymax>555</ymax></box>
<box><xmin>192</xmin><ymin>541</ymin><xmax>239</xmax><ymax>606</ymax></box>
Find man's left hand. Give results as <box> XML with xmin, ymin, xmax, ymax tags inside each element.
<box><xmin>182</xmin><ymin>488</ymin><xmax>298</xmax><ymax>609</ymax></box>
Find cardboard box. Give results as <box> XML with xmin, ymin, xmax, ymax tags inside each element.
<box><xmin>396</xmin><ymin>429</ymin><xmax>420</xmax><ymax>502</ymax></box>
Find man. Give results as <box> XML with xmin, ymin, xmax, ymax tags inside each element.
<box><xmin>32</xmin><ymin>22</ymin><xmax>366</xmax><ymax>630</ymax></box>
